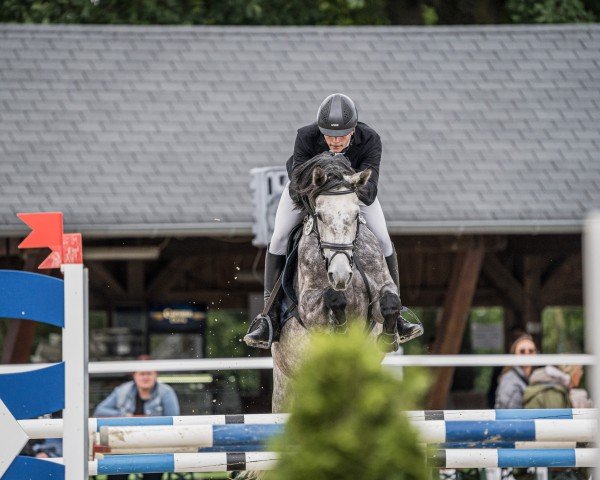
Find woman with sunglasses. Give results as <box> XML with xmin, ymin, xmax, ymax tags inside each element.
<box><xmin>494</xmin><ymin>334</ymin><xmax>538</xmax><ymax>409</ymax></box>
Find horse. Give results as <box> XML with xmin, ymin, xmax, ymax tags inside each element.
<box><xmin>271</xmin><ymin>152</ymin><xmax>406</xmax><ymax>412</ymax></box>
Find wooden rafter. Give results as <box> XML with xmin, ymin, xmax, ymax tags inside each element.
<box><xmin>481</xmin><ymin>253</ymin><xmax>524</xmax><ymax>311</ymax></box>
<box><xmin>541</xmin><ymin>254</ymin><xmax>582</xmax><ymax>305</ymax></box>
<box><xmin>87</xmin><ymin>261</ymin><xmax>127</xmax><ymax>300</ymax></box>
<box><xmin>146</xmin><ymin>256</ymin><xmax>199</xmax><ymax>298</ymax></box>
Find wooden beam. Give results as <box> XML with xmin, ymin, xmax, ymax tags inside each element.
<box><xmin>87</xmin><ymin>261</ymin><xmax>127</xmax><ymax>299</ymax></box>
<box><xmin>146</xmin><ymin>257</ymin><xmax>197</xmax><ymax>298</ymax></box>
<box><xmin>428</xmin><ymin>244</ymin><xmax>485</xmax><ymax>409</ymax></box>
<box><xmin>127</xmin><ymin>260</ymin><xmax>145</xmax><ymax>299</ymax></box>
<box><xmin>540</xmin><ymin>254</ymin><xmax>582</xmax><ymax>306</ymax></box>
<box><xmin>523</xmin><ymin>255</ymin><xmax>543</xmax><ymax>346</ymax></box>
<box><xmin>481</xmin><ymin>253</ymin><xmax>524</xmax><ymax>311</ymax></box>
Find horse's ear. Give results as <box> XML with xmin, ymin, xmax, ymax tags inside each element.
<box><xmin>312</xmin><ymin>167</ymin><xmax>327</xmax><ymax>187</ymax></box>
<box><xmin>348</xmin><ymin>169</ymin><xmax>371</xmax><ymax>188</ymax></box>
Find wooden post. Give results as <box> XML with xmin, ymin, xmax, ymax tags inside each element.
<box><xmin>428</xmin><ymin>244</ymin><xmax>485</xmax><ymax>409</ymax></box>
<box><xmin>523</xmin><ymin>255</ymin><xmax>542</xmax><ymax>347</ymax></box>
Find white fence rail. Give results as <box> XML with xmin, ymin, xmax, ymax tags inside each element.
<box><xmin>0</xmin><ymin>354</ymin><xmax>595</xmax><ymax>375</ymax></box>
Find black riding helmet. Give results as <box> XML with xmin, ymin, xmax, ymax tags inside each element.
<box><xmin>317</xmin><ymin>93</ymin><xmax>358</xmax><ymax>137</ymax></box>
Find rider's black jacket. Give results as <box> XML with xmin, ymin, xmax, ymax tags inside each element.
<box><xmin>285</xmin><ymin>121</ymin><xmax>382</xmax><ymax>206</ymax></box>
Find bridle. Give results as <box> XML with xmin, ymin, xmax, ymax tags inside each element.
<box><xmin>304</xmin><ymin>189</ymin><xmax>365</xmax><ymax>269</ymax></box>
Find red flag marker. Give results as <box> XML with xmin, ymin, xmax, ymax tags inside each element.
<box><xmin>17</xmin><ymin>212</ymin><xmax>83</xmax><ymax>268</ymax></box>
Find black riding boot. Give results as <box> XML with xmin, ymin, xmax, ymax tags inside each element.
<box><xmin>385</xmin><ymin>249</ymin><xmax>423</xmax><ymax>343</ymax></box>
<box><xmin>243</xmin><ymin>251</ymin><xmax>286</xmax><ymax>349</ymax></box>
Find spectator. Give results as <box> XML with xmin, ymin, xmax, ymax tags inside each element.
<box><xmin>94</xmin><ymin>356</ymin><xmax>180</xmax><ymax>480</ymax></box>
<box><xmin>524</xmin><ymin>364</ymin><xmax>590</xmax><ymax>409</ymax></box>
<box><xmin>494</xmin><ymin>334</ymin><xmax>537</xmax><ymax>409</ymax></box>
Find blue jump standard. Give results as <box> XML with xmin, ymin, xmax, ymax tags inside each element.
<box><xmin>0</xmin><ymin>270</ymin><xmax>64</xmax><ymax>327</ymax></box>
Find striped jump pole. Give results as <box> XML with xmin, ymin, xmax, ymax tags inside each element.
<box><xmin>18</xmin><ymin>409</ymin><xmax>598</xmax><ymax>439</ymax></box>
<box><xmin>94</xmin><ymin>444</ymin><xmax>267</xmax><ymax>455</ymax></box>
<box><xmin>428</xmin><ymin>448</ymin><xmax>600</xmax><ymax>468</ymax></box>
<box><xmin>99</xmin><ymin>424</ymin><xmax>284</xmax><ymax>450</ymax></box>
<box><xmin>98</xmin><ymin>419</ymin><xmax>597</xmax><ymax>450</ymax></box>
<box><xmin>45</xmin><ymin>452</ymin><xmax>279</xmax><ymax>475</ymax></box>
<box><xmin>48</xmin><ymin>448</ymin><xmax>600</xmax><ymax>473</ymax></box>
<box><xmin>417</xmin><ymin>419</ymin><xmax>597</xmax><ymax>443</ymax></box>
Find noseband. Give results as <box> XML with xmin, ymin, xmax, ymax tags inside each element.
<box><xmin>304</xmin><ymin>189</ymin><xmax>365</xmax><ymax>269</ymax></box>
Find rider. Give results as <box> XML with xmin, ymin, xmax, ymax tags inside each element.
<box><xmin>244</xmin><ymin>93</ymin><xmax>421</xmax><ymax>349</ymax></box>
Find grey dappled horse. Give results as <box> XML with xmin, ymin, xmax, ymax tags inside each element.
<box><xmin>236</xmin><ymin>154</ymin><xmax>405</xmax><ymax>479</ymax></box>
<box><xmin>271</xmin><ymin>153</ymin><xmax>403</xmax><ymax>412</ymax></box>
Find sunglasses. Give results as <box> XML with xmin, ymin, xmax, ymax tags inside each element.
<box><xmin>517</xmin><ymin>348</ymin><xmax>536</xmax><ymax>354</ymax></box>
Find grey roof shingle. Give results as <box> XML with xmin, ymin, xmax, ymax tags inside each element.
<box><xmin>1</xmin><ymin>24</ymin><xmax>599</xmax><ymax>236</ymax></box>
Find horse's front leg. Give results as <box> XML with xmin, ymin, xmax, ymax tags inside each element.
<box><xmin>324</xmin><ymin>288</ymin><xmax>348</xmax><ymax>333</ymax></box>
<box><xmin>376</xmin><ymin>291</ymin><xmax>400</xmax><ymax>353</ymax></box>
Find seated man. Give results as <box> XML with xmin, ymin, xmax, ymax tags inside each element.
<box><xmin>244</xmin><ymin>93</ymin><xmax>421</xmax><ymax>349</ymax></box>
<box><xmin>94</xmin><ymin>355</ymin><xmax>180</xmax><ymax>480</ymax></box>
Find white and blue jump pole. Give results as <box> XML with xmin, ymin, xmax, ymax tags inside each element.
<box><xmin>45</xmin><ymin>448</ymin><xmax>600</xmax><ymax>474</ymax></box>
<box><xmin>17</xmin><ymin>408</ymin><xmax>598</xmax><ymax>440</ymax></box>
<box><xmin>97</xmin><ymin>419</ymin><xmax>598</xmax><ymax>450</ymax></box>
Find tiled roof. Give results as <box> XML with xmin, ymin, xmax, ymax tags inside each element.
<box><xmin>1</xmin><ymin>24</ymin><xmax>599</xmax><ymax>236</ymax></box>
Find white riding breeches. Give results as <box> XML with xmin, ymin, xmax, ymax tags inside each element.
<box><xmin>269</xmin><ymin>183</ymin><xmax>394</xmax><ymax>257</ymax></box>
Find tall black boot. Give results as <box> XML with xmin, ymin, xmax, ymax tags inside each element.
<box><xmin>243</xmin><ymin>251</ymin><xmax>286</xmax><ymax>349</ymax></box>
<box><xmin>385</xmin><ymin>248</ymin><xmax>423</xmax><ymax>343</ymax></box>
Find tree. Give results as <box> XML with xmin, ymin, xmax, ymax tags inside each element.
<box><xmin>505</xmin><ymin>0</ymin><xmax>596</xmax><ymax>23</ymax></box>
<box><xmin>267</xmin><ymin>325</ymin><xmax>430</xmax><ymax>480</ymax></box>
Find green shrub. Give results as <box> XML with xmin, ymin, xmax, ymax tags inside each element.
<box><xmin>267</xmin><ymin>324</ymin><xmax>430</xmax><ymax>480</ymax></box>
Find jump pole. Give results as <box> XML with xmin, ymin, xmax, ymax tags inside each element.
<box><xmin>17</xmin><ymin>409</ymin><xmax>599</xmax><ymax>439</ymax></box>
<box><xmin>97</xmin><ymin>420</ymin><xmax>597</xmax><ymax>450</ymax></box>
<box><xmin>42</xmin><ymin>449</ymin><xmax>600</xmax><ymax>474</ymax></box>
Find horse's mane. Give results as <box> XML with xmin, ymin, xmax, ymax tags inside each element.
<box><xmin>289</xmin><ymin>153</ymin><xmax>358</xmax><ymax>211</ymax></box>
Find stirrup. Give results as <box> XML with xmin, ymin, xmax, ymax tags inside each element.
<box><xmin>243</xmin><ymin>314</ymin><xmax>275</xmax><ymax>350</ymax></box>
<box><xmin>396</xmin><ymin>307</ymin><xmax>424</xmax><ymax>344</ymax></box>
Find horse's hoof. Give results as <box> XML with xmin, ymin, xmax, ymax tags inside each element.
<box><xmin>397</xmin><ymin>323</ymin><xmax>424</xmax><ymax>344</ymax></box>
<box><xmin>377</xmin><ymin>332</ymin><xmax>399</xmax><ymax>353</ymax></box>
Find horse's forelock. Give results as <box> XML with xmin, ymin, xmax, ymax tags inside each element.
<box><xmin>290</xmin><ymin>153</ymin><xmax>356</xmax><ymax>211</ymax></box>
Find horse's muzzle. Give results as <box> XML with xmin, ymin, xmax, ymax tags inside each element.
<box><xmin>328</xmin><ymin>271</ymin><xmax>352</xmax><ymax>291</ymax></box>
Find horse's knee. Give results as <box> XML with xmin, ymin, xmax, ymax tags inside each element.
<box><xmin>380</xmin><ymin>291</ymin><xmax>400</xmax><ymax>319</ymax></box>
<box><xmin>324</xmin><ymin>288</ymin><xmax>347</xmax><ymax>311</ymax></box>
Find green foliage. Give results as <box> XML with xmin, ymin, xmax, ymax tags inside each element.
<box><xmin>542</xmin><ymin>306</ymin><xmax>584</xmax><ymax>354</ymax></box>
<box><xmin>422</xmin><ymin>4</ymin><xmax>439</xmax><ymax>24</ymax></box>
<box><xmin>506</xmin><ymin>0</ymin><xmax>596</xmax><ymax>23</ymax></box>
<box><xmin>267</xmin><ymin>324</ymin><xmax>430</xmax><ymax>480</ymax></box>
<box><xmin>0</xmin><ymin>0</ymin><xmax>388</xmax><ymax>25</ymax></box>
<box><xmin>205</xmin><ymin>309</ymin><xmax>260</xmax><ymax>392</ymax></box>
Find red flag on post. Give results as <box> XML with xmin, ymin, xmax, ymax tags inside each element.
<box><xmin>17</xmin><ymin>212</ymin><xmax>83</xmax><ymax>269</ymax></box>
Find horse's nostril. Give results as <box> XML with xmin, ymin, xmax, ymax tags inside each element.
<box><xmin>328</xmin><ymin>272</ymin><xmax>335</xmax><ymax>284</ymax></box>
